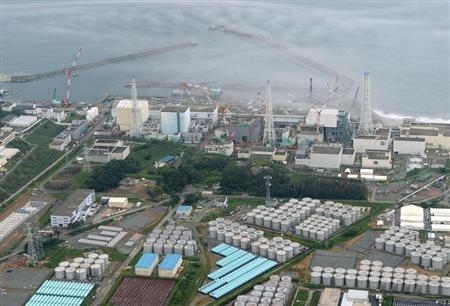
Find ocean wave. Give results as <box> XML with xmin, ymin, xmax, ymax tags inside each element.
<box><xmin>374</xmin><ymin>109</ymin><xmax>450</xmax><ymax>124</ymax></box>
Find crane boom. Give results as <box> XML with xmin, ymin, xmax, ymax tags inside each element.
<box><xmin>63</xmin><ymin>48</ymin><xmax>82</xmax><ymax>107</ymax></box>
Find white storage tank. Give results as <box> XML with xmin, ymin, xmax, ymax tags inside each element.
<box><xmin>429</xmin><ymin>281</ymin><xmax>440</xmax><ymax>295</ymax></box>
<box><xmin>268</xmin><ymin>247</ymin><xmax>277</xmax><ymax>260</ymax></box>
<box><xmin>90</xmin><ymin>264</ymin><xmax>102</xmax><ymax>279</ymax></box>
<box><xmin>94</xmin><ymin>259</ymin><xmax>106</xmax><ymax>272</ymax></box>
<box><xmin>395</xmin><ymin>243</ymin><xmax>405</xmax><ymax>255</ymax></box>
<box><xmin>88</xmin><ymin>253</ymin><xmax>99</xmax><ymax>260</ymax></box>
<box><xmin>75</xmin><ymin>268</ymin><xmax>87</xmax><ymax>281</ymax></box>
<box><xmin>380</xmin><ymin>278</ymin><xmax>392</xmax><ymax>291</ymax></box>
<box><xmin>69</xmin><ymin>262</ymin><xmax>80</xmax><ymax>269</ymax></box>
<box><xmin>54</xmin><ymin>267</ymin><xmax>65</xmax><ymax>279</ymax></box>
<box><xmin>357</xmin><ymin>275</ymin><xmax>368</xmax><ymax>289</ymax></box>
<box><xmin>368</xmin><ymin>277</ymin><xmax>379</xmax><ymax>290</ymax></box>
<box><xmin>421</xmin><ymin>254</ymin><xmax>432</xmax><ymax>268</ymax></box>
<box><xmin>241</xmin><ymin>237</ymin><xmax>250</xmax><ymax>250</ymax></box>
<box><xmin>65</xmin><ymin>267</ymin><xmax>75</xmax><ymax>280</ymax></box>
<box><xmin>143</xmin><ymin>242</ymin><xmax>154</xmax><ymax>253</ymax></box>
<box><xmin>411</xmin><ymin>252</ymin><xmax>421</xmax><ymax>264</ymax></box>
<box><xmin>154</xmin><ymin>242</ymin><xmax>164</xmax><ymax>255</ymax></box>
<box><xmin>184</xmin><ymin>245</ymin><xmax>195</xmax><ymax>257</ymax></box>
<box><xmin>174</xmin><ymin>244</ymin><xmax>184</xmax><ymax>255</ymax></box>
<box><xmin>232</xmin><ymin>235</ymin><xmax>242</xmax><ymax>247</ymax></box>
<box><xmin>441</xmin><ymin>282</ymin><xmax>450</xmax><ymax>296</ymax></box>
<box><xmin>259</xmin><ymin>244</ymin><xmax>269</xmax><ymax>257</ymax></box>
<box><xmin>404</xmin><ymin>279</ymin><xmax>415</xmax><ymax>293</ymax></box>
<box><xmin>276</xmin><ymin>250</ymin><xmax>287</xmax><ymax>263</ymax></box>
<box><xmin>415</xmin><ymin>280</ymin><xmax>428</xmax><ymax>294</ymax></box>
<box><xmin>322</xmin><ymin>273</ymin><xmax>332</xmax><ymax>286</ymax></box>
<box><xmin>224</xmin><ymin>232</ymin><xmax>232</xmax><ymax>244</ymax></box>
<box><xmin>209</xmin><ymin>227</ymin><xmax>218</xmax><ymax>239</ymax></box>
<box><xmin>432</xmin><ymin>256</ymin><xmax>444</xmax><ymax>270</ymax></box>
<box><xmin>246</xmin><ymin>213</ymin><xmax>255</xmax><ymax>224</ymax></box>
<box><xmin>375</xmin><ymin>238</ymin><xmax>385</xmax><ymax>250</ymax></box>
<box><xmin>59</xmin><ymin>261</ymin><xmax>70</xmax><ymax>268</ymax></box>
<box><xmin>334</xmin><ymin>274</ymin><xmax>345</xmax><ymax>287</ymax></box>
<box><xmin>385</xmin><ymin>240</ymin><xmax>395</xmax><ymax>253</ymax></box>
<box><xmin>345</xmin><ymin>274</ymin><xmax>356</xmax><ymax>287</ymax></box>
<box><xmin>263</xmin><ymin>216</ymin><xmax>272</xmax><ymax>228</ymax></box>
<box><xmin>283</xmin><ymin>246</ymin><xmax>294</xmax><ymax>259</ymax></box>
<box><xmin>392</xmin><ymin>278</ymin><xmax>403</xmax><ymax>292</ymax></box>
<box><xmin>405</xmin><ymin>245</ymin><xmax>415</xmax><ymax>256</ymax></box>
<box><xmin>251</xmin><ymin>241</ymin><xmax>260</xmax><ymax>254</ymax></box>
<box><xmin>73</xmin><ymin>257</ymin><xmax>84</xmax><ymax>264</ymax></box>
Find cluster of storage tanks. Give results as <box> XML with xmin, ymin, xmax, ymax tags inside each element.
<box><xmin>144</xmin><ymin>225</ymin><xmax>197</xmax><ymax>257</ymax></box>
<box><xmin>233</xmin><ymin>274</ymin><xmax>293</xmax><ymax>306</ymax></box>
<box><xmin>310</xmin><ymin>259</ymin><xmax>450</xmax><ymax>296</ymax></box>
<box><xmin>375</xmin><ymin>227</ymin><xmax>450</xmax><ymax>271</ymax></box>
<box><xmin>54</xmin><ymin>252</ymin><xmax>109</xmax><ymax>281</ymax></box>
<box><xmin>245</xmin><ymin>199</ymin><xmax>363</xmax><ymax>237</ymax></box>
<box><xmin>294</xmin><ymin>215</ymin><xmax>341</xmax><ymax>241</ymax></box>
<box><xmin>208</xmin><ymin>218</ymin><xmax>307</xmax><ymax>263</ymax></box>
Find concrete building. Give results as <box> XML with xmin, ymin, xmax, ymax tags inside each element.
<box><xmin>85</xmin><ymin>139</ymin><xmax>130</xmax><ymax>163</ymax></box>
<box><xmin>113</xmin><ymin>99</ymin><xmax>150</xmax><ymax>132</ymax></box>
<box><xmin>305</xmin><ymin>108</ymin><xmax>351</xmax><ymax>142</ymax></box>
<box><xmin>250</xmin><ymin>146</ymin><xmax>276</xmax><ymax>160</ymax></box>
<box><xmin>296</xmin><ymin>144</ymin><xmax>343</xmax><ymax>169</ymax></box>
<box><xmin>8</xmin><ymin>115</ymin><xmax>38</xmax><ymax>128</ymax></box>
<box><xmin>226</xmin><ymin>117</ymin><xmax>263</xmax><ymax>143</ymax></box>
<box><xmin>108</xmin><ymin>197</ymin><xmax>129</xmax><ymax>209</ymax></box>
<box><xmin>237</xmin><ymin>148</ymin><xmax>250</xmax><ymax>159</ymax></box>
<box><xmin>341</xmin><ymin>148</ymin><xmax>356</xmax><ymax>166</ymax></box>
<box><xmin>318</xmin><ymin>288</ymin><xmax>341</xmax><ymax>306</ymax></box>
<box><xmin>49</xmin><ymin>133</ymin><xmax>71</xmax><ymax>151</ymax></box>
<box><xmin>41</xmin><ymin>108</ymin><xmax>67</xmax><ymax>122</ymax></box>
<box><xmin>160</xmin><ymin>106</ymin><xmax>191</xmax><ymax>135</ymax></box>
<box><xmin>393</xmin><ymin>137</ymin><xmax>426</xmax><ymax>157</ymax></box>
<box><xmin>1</xmin><ymin>102</ymin><xmax>16</xmax><ymax>112</ymax></box>
<box><xmin>0</xmin><ymin>146</ymin><xmax>19</xmax><ymax>167</ymax></box>
<box><xmin>400</xmin><ymin>122</ymin><xmax>450</xmax><ymax>149</ymax></box>
<box><xmin>135</xmin><ymin>253</ymin><xmax>158</xmax><ymax>277</ymax></box>
<box><xmin>361</xmin><ymin>150</ymin><xmax>392</xmax><ymax>169</ymax></box>
<box><xmin>353</xmin><ymin>127</ymin><xmax>392</xmax><ymax>153</ymax></box>
<box><xmin>176</xmin><ymin>205</ymin><xmax>193</xmax><ymax>217</ymax></box>
<box><xmin>155</xmin><ymin>155</ymin><xmax>176</xmax><ymax>168</ymax></box>
<box><xmin>65</xmin><ymin>120</ymin><xmax>88</xmax><ymax>140</ymax></box>
<box><xmin>205</xmin><ymin>141</ymin><xmax>234</xmax><ymax>156</ymax></box>
<box><xmin>341</xmin><ymin>289</ymin><xmax>370</xmax><ymax>306</ymax></box>
<box><xmin>159</xmin><ymin>254</ymin><xmax>182</xmax><ymax>278</ymax></box>
<box><xmin>50</xmin><ymin>189</ymin><xmax>95</xmax><ymax>228</ymax></box>
<box><xmin>272</xmin><ymin>149</ymin><xmax>288</xmax><ymax>163</ymax></box>
<box><xmin>0</xmin><ymin>131</ymin><xmax>15</xmax><ymax>146</ymax></box>
<box><xmin>190</xmin><ymin>106</ymin><xmax>219</xmax><ymax>124</ymax></box>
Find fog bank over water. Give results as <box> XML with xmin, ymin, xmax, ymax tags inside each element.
<box><xmin>1</xmin><ymin>0</ymin><xmax>449</xmax><ymax>119</ymax></box>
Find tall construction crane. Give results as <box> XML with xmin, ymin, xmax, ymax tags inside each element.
<box><xmin>63</xmin><ymin>48</ymin><xmax>82</xmax><ymax>107</ymax></box>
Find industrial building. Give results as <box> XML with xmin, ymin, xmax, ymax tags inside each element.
<box><xmin>204</xmin><ymin>141</ymin><xmax>234</xmax><ymax>156</ymax></box>
<box><xmin>108</xmin><ymin>197</ymin><xmax>129</xmax><ymax>209</ymax></box>
<box><xmin>85</xmin><ymin>139</ymin><xmax>130</xmax><ymax>163</ymax></box>
<box><xmin>361</xmin><ymin>150</ymin><xmax>392</xmax><ymax>169</ymax></box>
<box><xmin>400</xmin><ymin>121</ymin><xmax>450</xmax><ymax>149</ymax></box>
<box><xmin>341</xmin><ymin>289</ymin><xmax>370</xmax><ymax>306</ymax></box>
<box><xmin>112</xmin><ymin>98</ymin><xmax>150</xmax><ymax>132</ymax></box>
<box><xmin>190</xmin><ymin>106</ymin><xmax>219</xmax><ymax>124</ymax></box>
<box><xmin>400</xmin><ymin>204</ymin><xmax>424</xmax><ymax>230</ymax></box>
<box><xmin>8</xmin><ymin>115</ymin><xmax>38</xmax><ymax>128</ymax></box>
<box><xmin>176</xmin><ymin>205</ymin><xmax>193</xmax><ymax>217</ymax></box>
<box><xmin>250</xmin><ymin>146</ymin><xmax>276</xmax><ymax>160</ymax></box>
<box><xmin>155</xmin><ymin>155</ymin><xmax>176</xmax><ymax>168</ymax></box>
<box><xmin>50</xmin><ymin>189</ymin><xmax>95</xmax><ymax>228</ymax></box>
<box><xmin>160</xmin><ymin>106</ymin><xmax>191</xmax><ymax>135</ymax></box>
<box><xmin>135</xmin><ymin>253</ymin><xmax>159</xmax><ymax>276</ymax></box>
<box><xmin>1</xmin><ymin>102</ymin><xmax>16</xmax><ymax>112</ymax></box>
<box><xmin>0</xmin><ymin>130</ymin><xmax>15</xmax><ymax>146</ymax></box>
<box><xmin>49</xmin><ymin>133</ymin><xmax>71</xmax><ymax>151</ymax></box>
<box><xmin>305</xmin><ymin>108</ymin><xmax>351</xmax><ymax>143</ymax></box>
<box><xmin>393</xmin><ymin>137</ymin><xmax>426</xmax><ymax>157</ymax></box>
<box><xmin>159</xmin><ymin>254</ymin><xmax>182</xmax><ymax>278</ymax></box>
<box><xmin>65</xmin><ymin>120</ymin><xmax>89</xmax><ymax>140</ymax></box>
<box><xmin>226</xmin><ymin>116</ymin><xmax>263</xmax><ymax>143</ymax></box>
<box><xmin>353</xmin><ymin>127</ymin><xmax>392</xmax><ymax>153</ymax></box>
<box><xmin>0</xmin><ymin>145</ymin><xmax>19</xmax><ymax>167</ymax></box>
<box><xmin>295</xmin><ymin>144</ymin><xmax>342</xmax><ymax>169</ymax></box>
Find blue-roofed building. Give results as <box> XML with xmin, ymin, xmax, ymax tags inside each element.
<box><xmin>176</xmin><ymin>205</ymin><xmax>193</xmax><ymax>217</ymax></box>
<box><xmin>155</xmin><ymin>155</ymin><xmax>176</xmax><ymax>168</ymax></box>
<box><xmin>135</xmin><ymin>253</ymin><xmax>158</xmax><ymax>276</ymax></box>
<box><xmin>159</xmin><ymin>254</ymin><xmax>182</xmax><ymax>278</ymax></box>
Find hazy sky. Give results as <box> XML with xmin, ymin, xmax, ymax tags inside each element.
<box><xmin>1</xmin><ymin>0</ymin><xmax>449</xmax><ymax>120</ymax></box>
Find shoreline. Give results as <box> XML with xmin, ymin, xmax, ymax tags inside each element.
<box><xmin>373</xmin><ymin>109</ymin><xmax>450</xmax><ymax>126</ymax></box>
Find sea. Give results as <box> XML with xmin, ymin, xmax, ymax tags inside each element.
<box><xmin>1</xmin><ymin>0</ymin><xmax>449</xmax><ymax>121</ymax></box>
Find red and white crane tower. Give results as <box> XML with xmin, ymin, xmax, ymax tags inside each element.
<box><xmin>63</xmin><ymin>48</ymin><xmax>82</xmax><ymax>107</ymax></box>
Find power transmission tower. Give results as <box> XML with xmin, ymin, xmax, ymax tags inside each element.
<box><xmin>264</xmin><ymin>175</ymin><xmax>272</xmax><ymax>207</ymax></box>
<box><xmin>358</xmin><ymin>72</ymin><xmax>374</xmax><ymax>135</ymax></box>
<box><xmin>262</xmin><ymin>80</ymin><xmax>276</xmax><ymax>147</ymax></box>
<box><xmin>26</xmin><ymin>224</ymin><xmax>38</xmax><ymax>267</ymax></box>
<box><xmin>129</xmin><ymin>78</ymin><xmax>142</xmax><ymax>138</ymax></box>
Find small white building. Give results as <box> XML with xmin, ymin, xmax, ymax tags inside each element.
<box><xmin>393</xmin><ymin>137</ymin><xmax>426</xmax><ymax>157</ymax></box>
<box><xmin>341</xmin><ymin>148</ymin><xmax>356</xmax><ymax>166</ymax></box>
<box><xmin>361</xmin><ymin>150</ymin><xmax>392</xmax><ymax>169</ymax></box>
<box><xmin>41</xmin><ymin>108</ymin><xmax>67</xmax><ymax>122</ymax></box>
<box><xmin>8</xmin><ymin>115</ymin><xmax>38</xmax><ymax>128</ymax></box>
<box><xmin>1</xmin><ymin>102</ymin><xmax>16</xmax><ymax>112</ymax></box>
<box><xmin>205</xmin><ymin>142</ymin><xmax>234</xmax><ymax>156</ymax></box>
<box><xmin>176</xmin><ymin>205</ymin><xmax>193</xmax><ymax>217</ymax></box>
<box><xmin>108</xmin><ymin>197</ymin><xmax>129</xmax><ymax>209</ymax></box>
<box><xmin>341</xmin><ymin>289</ymin><xmax>370</xmax><ymax>306</ymax></box>
<box><xmin>0</xmin><ymin>131</ymin><xmax>15</xmax><ymax>146</ymax></box>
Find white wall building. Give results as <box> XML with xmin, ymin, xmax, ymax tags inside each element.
<box><xmin>296</xmin><ymin>144</ymin><xmax>343</xmax><ymax>169</ymax></box>
<box><xmin>50</xmin><ymin>189</ymin><xmax>95</xmax><ymax>228</ymax></box>
<box><xmin>400</xmin><ymin>204</ymin><xmax>424</xmax><ymax>230</ymax></box>
<box><xmin>160</xmin><ymin>106</ymin><xmax>191</xmax><ymax>135</ymax></box>
<box><xmin>108</xmin><ymin>197</ymin><xmax>129</xmax><ymax>209</ymax></box>
<box><xmin>112</xmin><ymin>99</ymin><xmax>149</xmax><ymax>132</ymax></box>
<box><xmin>305</xmin><ymin>108</ymin><xmax>339</xmax><ymax>128</ymax></box>
<box><xmin>190</xmin><ymin>106</ymin><xmax>219</xmax><ymax>124</ymax></box>
<box><xmin>205</xmin><ymin>142</ymin><xmax>234</xmax><ymax>156</ymax></box>
<box><xmin>393</xmin><ymin>137</ymin><xmax>426</xmax><ymax>157</ymax></box>
<box><xmin>361</xmin><ymin>150</ymin><xmax>392</xmax><ymax>169</ymax></box>
<box><xmin>353</xmin><ymin>128</ymin><xmax>392</xmax><ymax>153</ymax></box>
<box><xmin>8</xmin><ymin>115</ymin><xmax>38</xmax><ymax>128</ymax></box>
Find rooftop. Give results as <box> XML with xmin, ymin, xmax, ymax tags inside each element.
<box><xmin>395</xmin><ymin>137</ymin><xmax>426</xmax><ymax>142</ymax></box>
<box><xmin>250</xmin><ymin>146</ymin><xmax>276</xmax><ymax>153</ymax></box>
<box><xmin>52</xmin><ymin>189</ymin><xmax>94</xmax><ymax>216</ymax></box>
<box><xmin>364</xmin><ymin>150</ymin><xmax>390</xmax><ymax>160</ymax></box>
<box><xmin>161</xmin><ymin>105</ymin><xmax>189</xmax><ymax>113</ymax></box>
<box><xmin>136</xmin><ymin>253</ymin><xmax>158</xmax><ymax>269</ymax></box>
<box><xmin>342</xmin><ymin>148</ymin><xmax>355</xmax><ymax>155</ymax></box>
<box><xmin>312</xmin><ymin>145</ymin><xmax>342</xmax><ymax>155</ymax></box>
<box><xmin>374</xmin><ymin>128</ymin><xmax>391</xmax><ymax>138</ymax></box>
<box><xmin>318</xmin><ymin>288</ymin><xmax>341</xmax><ymax>306</ymax></box>
<box><xmin>177</xmin><ymin>205</ymin><xmax>193</xmax><ymax>213</ymax></box>
<box><xmin>111</xmin><ymin>146</ymin><xmax>128</xmax><ymax>154</ymax></box>
<box><xmin>159</xmin><ymin>254</ymin><xmax>182</xmax><ymax>270</ymax></box>
<box><xmin>160</xmin><ymin>155</ymin><xmax>176</xmax><ymax>163</ymax></box>
<box><xmin>409</xmin><ymin>128</ymin><xmax>439</xmax><ymax>136</ymax></box>
<box><xmin>116</xmin><ymin>99</ymin><xmax>148</xmax><ymax>109</ymax></box>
